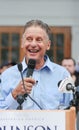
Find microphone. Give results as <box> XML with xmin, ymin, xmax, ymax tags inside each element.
<box><xmin>26</xmin><ymin>59</ymin><xmax>36</xmax><ymax>77</ymax></box>
<box><xmin>18</xmin><ymin>62</ymin><xmax>22</xmax><ymax>72</ymax></box>
<box><xmin>0</xmin><ymin>79</ymin><xmax>1</xmax><ymax>83</ymax></box>
<box><xmin>17</xmin><ymin>63</ymin><xmax>26</xmax><ymax>90</ymax></box>
<box><xmin>24</xmin><ymin>59</ymin><xmax>36</xmax><ymax>98</ymax></box>
<box><xmin>58</xmin><ymin>77</ymin><xmax>75</xmax><ymax>93</ymax></box>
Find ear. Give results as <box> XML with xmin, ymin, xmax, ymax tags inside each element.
<box><xmin>46</xmin><ymin>41</ymin><xmax>51</xmax><ymax>50</ymax></box>
<box><xmin>21</xmin><ymin>38</ymin><xmax>24</xmax><ymax>48</ymax></box>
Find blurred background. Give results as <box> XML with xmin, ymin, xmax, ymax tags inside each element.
<box><xmin>0</xmin><ymin>0</ymin><xmax>79</xmax><ymax>65</ymax></box>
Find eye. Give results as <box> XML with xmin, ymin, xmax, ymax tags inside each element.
<box><xmin>26</xmin><ymin>37</ymin><xmax>33</xmax><ymax>42</ymax></box>
<box><xmin>36</xmin><ymin>37</ymin><xmax>43</xmax><ymax>42</ymax></box>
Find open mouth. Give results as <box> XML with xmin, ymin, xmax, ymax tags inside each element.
<box><xmin>28</xmin><ymin>49</ymin><xmax>39</xmax><ymax>53</ymax></box>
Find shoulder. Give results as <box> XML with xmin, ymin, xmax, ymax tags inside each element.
<box><xmin>1</xmin><ymin>64</ymin><xmax>19</xmax><ymax>78</ymax></box>
<box><xmin>51</xmin><ymin>61</ymin><xmax>68</xmax><ymax>72</ymax></box>
<box><xmin>50</xmin><ymin>61</ymin><xmax>70</xmax><ymax>78</ymax></box>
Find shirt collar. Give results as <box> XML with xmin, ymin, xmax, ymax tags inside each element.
<box><xmin>21</xmin><ymin>55</ymin><xmax>56</xmax><ymax>73</ymax></box>
<box><xmin>21</xmin><ymin>58</ymin><xmax>28</xmax><ymax>72</ymax></box>
<box><xmin>43</xmin><ymin>55</ymin><xmax>56</xmax><ymax>72</ymax></box>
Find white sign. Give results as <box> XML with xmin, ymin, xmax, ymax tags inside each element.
<box><xmin>0</xmin><ymin>110</ymin><xmax>65</xmax><ymax>130</ymax></box>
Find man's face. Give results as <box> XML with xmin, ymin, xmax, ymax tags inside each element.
<box><xmin>62</xmin><ymin>59</ymin><xmax>75</xmax><ymax>75</ymax></box>
<box><xmin>21</xmin><ymin>26</ymin><xmax>51</xmax><ymax>64</ymax></box>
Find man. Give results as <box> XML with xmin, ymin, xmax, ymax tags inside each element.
<box><xmin>0</xmin><ymin>61</ymin><xmax>16</xmax><ymax>84</ymax></box>
<box><xmin>0</xmin><ymin>61</ymin><xmax>17</xmax><ymax>97</ymax></box>
<box><xmin>0</xmin><ymin>20</ymin><xmax>72</xmax><ymax>110</ymax></box>
<box><xmin>0</xmin><ymin>61</ymin><xmax>17</xmax><ymax>74</ymax></box>
<box><xmin>61</xmin><ymin>57</ymin><xmax>79</xmax><ymax>87</ymax></box>
<box><xmin>61</xmin><ymin>57</ymin><xmax>79</xmax><ymax>130</ymax></box>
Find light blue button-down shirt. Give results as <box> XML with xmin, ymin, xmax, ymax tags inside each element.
<box><xmin>0</xmin><ymin>55</ymin><xmax>73</xmax><ymax>110</ymax></box>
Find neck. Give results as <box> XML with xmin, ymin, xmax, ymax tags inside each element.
<box><xmin>25</xmin><ymin>57</ymin><xmax>46</xmax><ymax>70</ymax></box>
<box><xmin>35</xmin><ymin>59</ymin><xmax>45</xmax><ymax>70</ymax></box>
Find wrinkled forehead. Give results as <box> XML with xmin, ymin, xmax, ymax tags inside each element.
<box><xmin>25</xmin><ymin>25</ymin><xmax>47</xmax><ymax>34</ymax></box>
<box><xmin>23</xmin><ymin>25</ymin><xmax>50</xmax><ymax>40</ymax></box>
<box><xmin>23</xmin><ymin>20</ymin><xmax>51</xmax><ymax>37</ymax></box>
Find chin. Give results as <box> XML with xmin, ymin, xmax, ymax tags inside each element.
<box><xmin>28</xmin><ymin>57</ymin><xmax>37</xmax><ymax>60</ymax></box>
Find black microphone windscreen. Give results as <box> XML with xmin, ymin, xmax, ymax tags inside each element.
<box><xmin>26</xmin><ymin>59</ymin><xmax>36</xmax><ymax>77</ymax></box>
<box><xmin>17</xmin><ymin>63</ymin><xmax>23</xmax><ymax>72</ymax></box>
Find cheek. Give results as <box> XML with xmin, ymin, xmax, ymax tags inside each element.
<box><xmin>21</xmin><ymin>43</ymin><xmax>24</xmax><ymax>48</ymax></box>
<box><xmin>40</xmin><ymin>45</ymin><xmax>49</xmax><ymax>54</ymax></box>
<box><xmin>42</xmin><ymin>47</ymin><xmax>48</xmax><ymax>54</ymax></box>
<box><xmin>21</xmin><ymin>37</ymin><xmax>28</xmax><ymax>48</ymax></box>
<box><xmin>21</xmin><ymin>38</ymin><xmax>25</xmax><ymax>48</ymax></box>
<box><xmin>21</xmin><ymin>42</ymin><xmax>29</xmax><ymax>49</ymax></box>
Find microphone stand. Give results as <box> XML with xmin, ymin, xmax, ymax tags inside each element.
<box><xmin>17</xmin><ymin>95</ymin><xmax>25</xmax><ymax>110</ymax></box>
<box><xmin>70</xmin><ymin>89</ymin><xmax>77</xmax><ymax>107</ymax></box>
<box><xmin>64</xmin><ymin>86</ymin><xmax>76</xmax><ymax>110</ymax></box>
<box><xmin>16</xmin><ymin>63</ymin><xmax>26</xmax><ymax>110</ymax></box>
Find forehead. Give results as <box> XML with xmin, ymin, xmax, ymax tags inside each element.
<box><xmin>24</xmin><ymin>26</ymin><xmax>48</xmax><ymax>36</ymax></box>
<box><xmin>62</xmin><ymin>59</ymin><xmax>74</xmax><ymax>65</ymax></box>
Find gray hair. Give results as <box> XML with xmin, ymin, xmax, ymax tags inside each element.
<box><xmin>23</xmin><ymin>20</ymin><xmax>51</xmax><ymax>39</ymax></box>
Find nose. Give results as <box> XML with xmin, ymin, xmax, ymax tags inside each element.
<box><xmin>31</xmin><ymin>39</ymin><xmax>37</xmax><ymax>47</ymax></box>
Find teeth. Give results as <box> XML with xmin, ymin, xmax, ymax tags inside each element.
<box><xmin>29</xmin><ymin>50</ymin><xmax>38</xmax><ymax>53</ymax></box>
